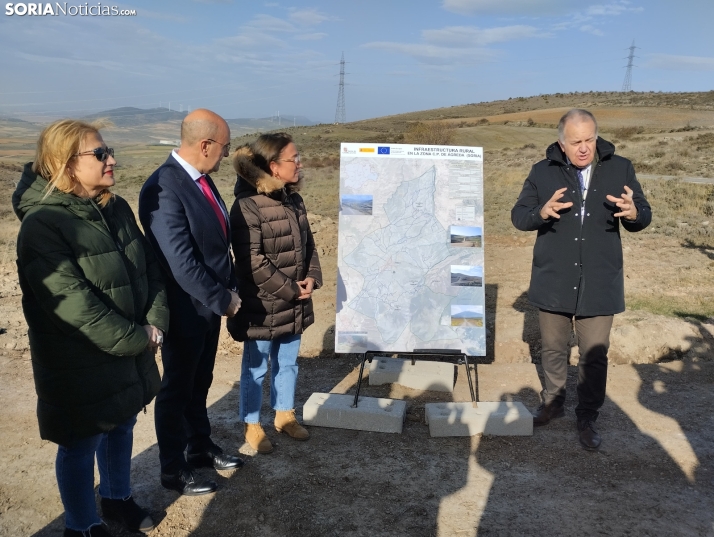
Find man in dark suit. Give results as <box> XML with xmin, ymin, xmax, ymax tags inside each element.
<box><xmin>139</xmin><ymin>109</ymin><xmax>243</xmax><ymax>495</ymax></box>
<box><xmin>511</xmin><ymin>109</ymin><xmax>651</xmax><ymax>451</ymax></box>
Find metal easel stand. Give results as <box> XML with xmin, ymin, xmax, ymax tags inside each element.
<box><xmin>351</xmin><ymin>349</ymin><xmax>476</xmax><ymax>408</ymax></box>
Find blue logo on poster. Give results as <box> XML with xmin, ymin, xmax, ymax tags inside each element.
<box><xmin>377</xmin><ymin>146</ymin><xmax>390</xmax><ymax>154</ymax></box>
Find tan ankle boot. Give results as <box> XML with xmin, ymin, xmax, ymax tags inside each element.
<box><xmin>244</xmin><ymin>423</ymin><xmax>273</xmax><ymax>454</ymax></box>
<box><xmin>274</xmin><ymin>410</ymin><xmax>310</xmax><ymax>440</ymax></box>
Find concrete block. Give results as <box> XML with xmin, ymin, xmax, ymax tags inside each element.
<box><xmin>302</xmin><ymin>393</ymin><xmax>407</xmax><ymax>434</ymax></box>
<box><xmin>425</xmin><ymin>401</ymin><xmax>533</xmax><ymax>437</ymax></box>
<box><xmin>368</xmin><ymin>357</ymin><xmax>454</xmax><ymax>393</ymax></box>
<box><xmin>477</xmin><ymin>363</ymin><xmax>542</xmax><ymax>408</ymax></box>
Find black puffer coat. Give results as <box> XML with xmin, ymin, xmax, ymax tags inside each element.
<box><xmin>511</xmin><ymin>138</ymin><xmax>651</xmax><ymax>316</ymax></box>
<box><xmin>227</xmin><ymin>147</ymin><xmax>322</xmax><ymax>341</ymax></box>
<box><xmin>13</xmin><ymin>163</ymin><xmax>169</xmax><ymax>446</ymax></box>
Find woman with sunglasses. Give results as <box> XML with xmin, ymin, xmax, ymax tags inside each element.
<box><xmin>13</xmin><ymin>119</ymin><xmax>168</xmax><ymax>537</ymax></box>
<box><xmin>228</xmin><ymin>132</ymin><xmax>322</xmax><ymax>454</ymax></box>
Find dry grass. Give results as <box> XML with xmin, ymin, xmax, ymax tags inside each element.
<box><xmin>403</xmin><ymin>121</ymin><xmax>456</xmax><ymax>145</ymax></box>
<box><xmin>3</xmin><ymin>91</ymin><xmax>714</xmax><ymax>320</ymax></box>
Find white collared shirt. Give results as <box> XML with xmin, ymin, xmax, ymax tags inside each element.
<box><xmin>568</xmin><ymin>159</ymin><xmax>593</xmax><ymax>200</ymax></box>
<box><xmin>171</xmin><ymin>149</ymin><xmax>228</xmax><ymax>220</ymax></box>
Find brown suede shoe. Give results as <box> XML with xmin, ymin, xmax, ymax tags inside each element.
<box><xmin>532</xmin><ymin>401</ymin><xmax>565</xmax><ymax>426</ymax></box>
<box><xmin>274</xmin><ymin>410</ymin><xmax>310</xmax><ymax>440</ymax></box>
<box><xmin>244</xmin><ymin>423</ymin><xmax>273</xmax><ymax>454</ymax></box>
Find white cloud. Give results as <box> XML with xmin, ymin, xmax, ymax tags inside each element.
<box><xmin>244</xmin><ymin>14</ymin><xmax>296</xmax><ymax>33</ymax></box>
<box><xmin>289</xmin><ymin>8</ymin><xmax>334</xmax><ymax>26</ymax></box>
<box><xmin>362</xmin><ymin>22</ymin><xmax>544</xmax><ymax>68</ymax></box>
<box><xmin>441</xmin><ymin>0</ymin><xmax>645</xmax><ymax>39</ymax></box>
<box><xmin>295</xmin><ymin>33</ymin><xmax>328</xmax><ymax>41</ymax></box>
<box><xmin>423</xmin><ymin>25</ymin><xmax>545</xmax><ymax>46</ymax></box>
<box><xmin>646</xmin><ymin>54</ymin><xmax>714</xmax><ymax>72</ymax></box>
<box><xmin>363</xmin><ymin>41</ymin><xmax>499</xmax><ymax>66</ymax></box>
<box><xmin>586</xmin><ymin>2</ymin><xmax>643</xmax><ymax>16</ymax></box>
<box><xmin>136</xmin><ymin>9</ymin><xmax>188</xmax><ymax>23</ymax></box>
<box><xmin>442</xmin><ymin>0</ymin><xmax>575</xmax><ymax>15</ymax></box>
<box><xmin>561</xmin><ymin>1</ymin><xmax>644</xmax><ymax>36</ymax></box>
<box><xmin>215</xmin><ymin>32</ymin><xmax>287</xmax><ymax>49</ymax></box>
<box><xmin>579</xmin><ymin>24</ymin><xmax>604</xmax><ymax>36</ymax></box>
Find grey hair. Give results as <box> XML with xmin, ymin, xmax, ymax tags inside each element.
<box><xmin>181</xmin><ymin>118</ymin><xmax>219</xmax><ymax>146</ymax></box>
<box><xmin>557</xmin><ymin>109</ymin><xmax>598</xmax><ymax>142</ymax></box>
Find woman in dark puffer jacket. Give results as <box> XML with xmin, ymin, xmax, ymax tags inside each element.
<box><xmin>228</xmin><ymin>133</ymin><xmax>322</xmax><ymax>454</ymax></box>
<box><xmin>13</xmin><ymin>119</ymin><xmax>169</xmax><ymax>537</ymax></box>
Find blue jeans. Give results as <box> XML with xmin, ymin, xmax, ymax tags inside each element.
<box><xmin>55</xmin><ymin>415</ymin><xmax>136</xmax><ymax>531</ymax></box>
<box><xmin>239</xmin><ymin>334</ymin><xmax>302</xmax><ymax>424</ymax></box>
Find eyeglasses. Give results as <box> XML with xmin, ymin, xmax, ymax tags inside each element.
<box><xmin>74</xmin><ymin>146</ymin><xmax>114</xmax><ymax>162</ymax></box>
<box><xmin>207</xmin><ymin>139</ymin><xmax>231</xmax><ymax>156</ymax></box>
<box><xmin>277</xmin><ymin>154</ymin><xmax>301</xmax><ymax>166</ymax></box>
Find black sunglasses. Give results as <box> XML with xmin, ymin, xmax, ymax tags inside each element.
<box><xmin>74</xmin><ymin>146</ymin><xmax>114</xmax><ymax>162</ymax></box>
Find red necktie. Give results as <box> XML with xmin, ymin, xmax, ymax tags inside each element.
<box><xmin>197</xmin><ymin>175</ymin><xmax>227</xmax><ymax>237</ymax></box>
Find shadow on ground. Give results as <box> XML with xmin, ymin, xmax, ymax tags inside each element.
<box><xmin>30</xmin><ymin>356</ymin><xmax>714</xmax><ymax>536</ymax></box>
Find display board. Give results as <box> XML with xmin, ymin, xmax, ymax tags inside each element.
<box><xmin>335</xmin><ymin>143</ymin><xmax>485</xmax><ymax>356</ymax></box>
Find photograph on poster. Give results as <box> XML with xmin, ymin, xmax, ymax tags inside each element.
<box><xmin>450</xmin><ymin>305</ymin><xmax>484</xmax><ymax>327</ymax></box>
<box><xmin>450</xmin><ymin>225</ymin><xmax>482</xmax><ymax>248</ymax></box>
<box><xmin>340</xmin><ymin>194</ymin><xmax>373</xmax><ymax>215</ymax></box>
<box><xmin>337</xmin><ymin>331</ymin><xmax>369</xmax><ymax>350</ymax></box>
<box><xmin>450</xmin><ymin>265</ymin><xmax>483</xmax><ymax>287</ymax></box>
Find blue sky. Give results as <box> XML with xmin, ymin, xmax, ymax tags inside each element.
<box><xmin>452</xmin><ymin>265</ymin><xmax>482</xmax><ymax>277</ymax></box>
<box><xmin>451</xmin><ymin>225</ymin><xmax>482</xmax><ymax>236</ymax></box>
<box><xmin>0</xmin><ymin>0</ymin><xmax>712</xmax><ymax>123</ymax></box>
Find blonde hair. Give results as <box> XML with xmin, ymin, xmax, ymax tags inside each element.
<box><xmin>33</xmin><ymin>119</ymin><xmax>114</xmax><ymax>207</ymax></box>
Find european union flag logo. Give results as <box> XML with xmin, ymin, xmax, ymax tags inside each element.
<box><xmin>377</xmin><ymin>147</ymin><xmax>390</xmax><ymax>155</ymax></box>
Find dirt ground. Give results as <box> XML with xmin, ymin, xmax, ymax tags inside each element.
<box><xmin>1</xmin><ymin>208</ymin><xmax>713</xmax><ymax>536</ymax></box>
<box><xmin>1</xmin><ymin>107</ymin><xmax>714</xmax><ymax>535</ymax></box>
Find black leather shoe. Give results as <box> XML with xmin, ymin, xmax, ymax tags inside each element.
<box><xmin>187</xmin><ymin>447</ymin><xmax>245</xmax><ymax>471</ymax></box>
<box><xmin>160</xmin><ymin>469</ymin><xmax>217</xmax><ymax>496</ymax></box>
<box><xmin>577</xmin><ymin>419</ymin><xmax>601</xmax><ymax>450</ymax></box>
<box><xmin>532</xmin><ymin>401</ymin><xmax>565</xmax><ymax>426</ymax></box>
<box><xmin>64</xmin><ymin>524</ymin><xmax>114</xmax><ymax>536</ymax></box>
<box><xmin>101</xmin><ymin>496</ymin><xmax>154</xmax><ymax>533</ymax></box>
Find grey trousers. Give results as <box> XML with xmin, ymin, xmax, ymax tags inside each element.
<box><xmin>538</xmin><ymin>310</ymin><xmax>613</xmax><ymax>420</ymax></box>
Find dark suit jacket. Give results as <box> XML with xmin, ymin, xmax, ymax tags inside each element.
<box><xmin>139</xmin><ymin>154</ymin><xmax>236</xmax><ymax>335</ymax></box>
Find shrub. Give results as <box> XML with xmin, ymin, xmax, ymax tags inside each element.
<box><xmin>403</xmin><ymin>121</ymin><xmax>456</xmax><ymax>145</ymax></box>
<box><xmin>613</xmin><ymin>126</ymin><xmax>644</xmax><ymax>140</ymax></box>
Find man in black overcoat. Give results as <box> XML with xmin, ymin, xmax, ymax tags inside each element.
<box><xmin>511</xmin><ymin>109</ymin><xmax>651</xmax><ymax>450</ymax></box>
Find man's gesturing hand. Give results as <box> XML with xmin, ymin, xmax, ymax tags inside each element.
<box><xmin>539</xmin><ymin>187</ymin><xmax>574</xmax><ymax>220</ymax></box>
<box><xmin>606</xmin><ymin>185</ymin><xmax>638</xmax><ymax>221</ymax></box>
<box><xmin>224</xmin><ymin>290</ymin><xmax>241</xmax><ymax>317</ymax></box>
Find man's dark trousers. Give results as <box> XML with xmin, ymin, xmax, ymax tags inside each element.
<box><xmin>155</xmin><ymin>315</ymin><xmax>221</xmax><ymax>475</ymax></box>
<box><xmin>538</xmin><ymin>310</ymin><xmax>613</xmax><ymax>421</ymax></box>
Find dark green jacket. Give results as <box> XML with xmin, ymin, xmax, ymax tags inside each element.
<box><xmin>13</xmin><ymin>163</ymin><xmax>169</xmax><ymax>446</ymax></box>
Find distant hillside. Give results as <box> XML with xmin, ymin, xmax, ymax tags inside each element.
<box><xmin>81</xmin><ymin>107</ymin><xmax>316</xmax><ymax>131</ymax></box>
<box><xmin>227</xmin><ymin>116</ymin><xmax>315</xmax><ymax>132</ymax></box>
<box><xmin>350</xmin><ymin>90</ymin><xmax>714</xmax><ymax>131</ymax></box>
<box><xmin>0</xmin><ymin>116</ymin><xmax>34</xmax><ymax>125</ymax></box>
<box><xmin>82</xmin><ymin>107</ymin><xmax>187</xmax><ymax>127</ymax></box>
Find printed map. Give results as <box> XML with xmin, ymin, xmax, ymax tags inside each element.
<box><xmin>335</xmin><ymin>143</ymin><xmax>485</xmax><ymax>355</ymax></box>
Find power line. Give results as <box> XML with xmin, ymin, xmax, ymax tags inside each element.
<box><xmin>335</xmin><ymin>52</ymin><xmax>346</xmax><ymax>124</ymax></box>
<box><xmin>621</xmin><ymin>40</ymin><xmax>638</xmax><ymax>92</ymax></box>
